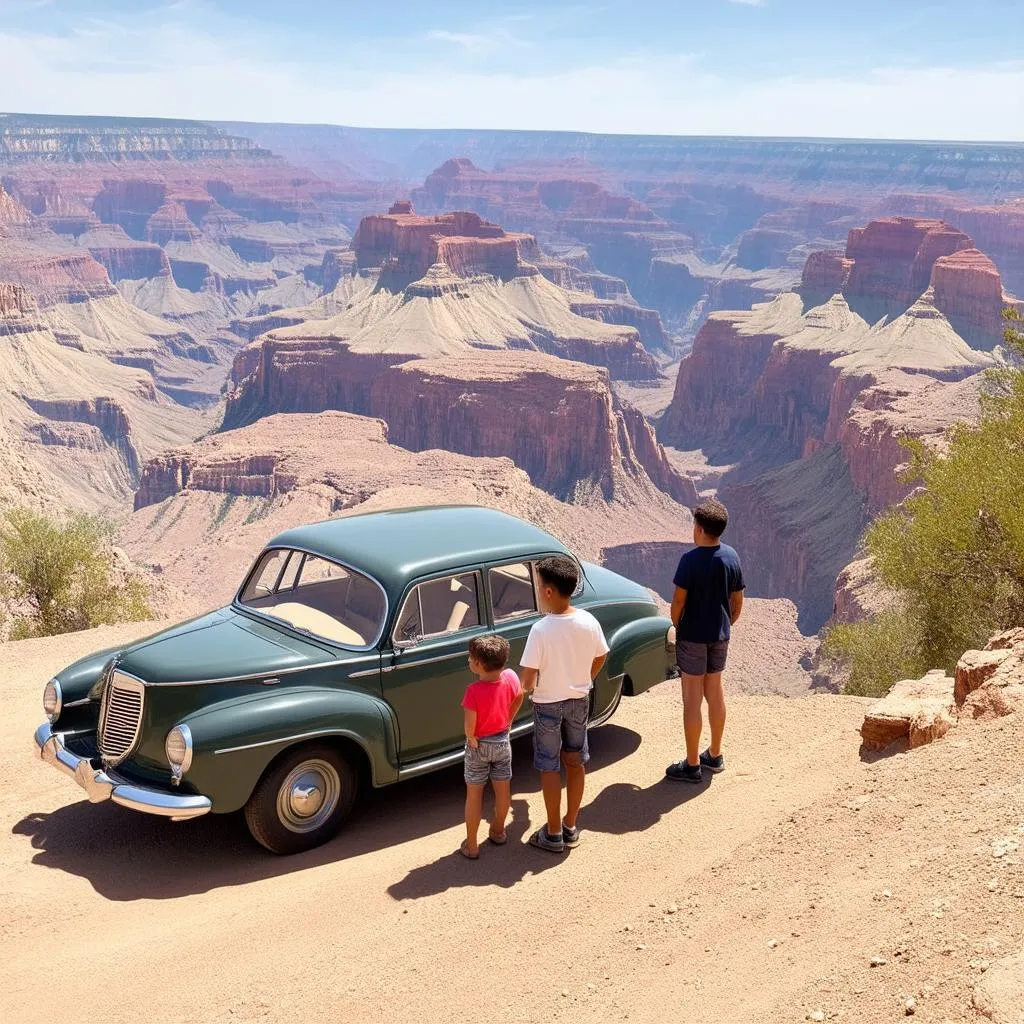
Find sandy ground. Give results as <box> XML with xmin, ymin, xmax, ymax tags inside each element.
<box><xmin>4</xmin><ymin>624</ymin><xmax>1023</xmax><ymax>1024</ymax></box>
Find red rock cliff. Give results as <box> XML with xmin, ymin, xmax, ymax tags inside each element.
<box><xmin>352</xmin><ymin>203</ymin><xmax>532</xmax><ymax>280</ymax></box>
<box><xmin>929</xmin><ymin>248</ymin><xmax>1019</xmax><ymax>346</ymax></box>
<box><xmin>843</xmin><ymin>217</ymin><xmax>973</xmax><ymax>310</ymax></box>
<box><xmin>367</xmin><ymin>352</ymin><xmax>696</xmax><ymax>503</ymax></box>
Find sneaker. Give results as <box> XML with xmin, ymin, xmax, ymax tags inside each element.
<box><xmin>529</xmin><ymin>826</ymin><xmax>566</xmax><ymax>853</ymax></box>
<box><xmin>700</xmin><ymin>748</ymin><xmax>725</xmax><ymax>773</ymax></box>
<box><xmin>562</xmin><ymin>823</ymin><xmax>581</xmax><ymax>848</ymax></box>
<box><xmin>665</xmin><ymin>760</ymin><xmax>702</xmax><ymax>783</ymax></box>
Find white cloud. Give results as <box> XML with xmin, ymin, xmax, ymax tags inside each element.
<box><xmin>426</xmin><ymin>29</ymin><xmax>492</xmax><ymax>49</ymax></box>
<box><xmin>725</xmin><ymin>0</ymin><xmax>766</xmax><ymax>6</ymax></box>
<box><xmin>0</xmin><ymin>19</ymin><xmax>1021</xmax><ymax>142</ymax></box>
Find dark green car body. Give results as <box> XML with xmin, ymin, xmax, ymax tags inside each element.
<box><xmin>34</xmin><ymin>506</ymin><xmax>676</xmax><ymax>852</ymax></box>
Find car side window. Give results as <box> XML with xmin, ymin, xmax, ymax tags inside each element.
<box><xmin>395</xmin><ymin>572</ymin><xmax>481</xmax><ymax>643</ymax></box>
<box><xmin>489</xmin><ymin>562</ymin><xmax>537</xmax><ymax>621</ymax></box>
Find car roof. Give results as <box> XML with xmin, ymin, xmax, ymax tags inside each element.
<box><xmin>265</xmin><ymin>505</ymin><xmax>570</xmax><ymax>595</ymax></box>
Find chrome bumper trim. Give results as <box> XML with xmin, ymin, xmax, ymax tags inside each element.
<box><xmin>33</xmin><ymin>722</ymin><xmax>212</xmax><ymax>821</ymax></box>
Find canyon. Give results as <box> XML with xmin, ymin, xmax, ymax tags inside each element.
<box><xmin>2</xmin><ymin>111</ymin><xmax>1022</xmax><ymax>656</ymax></box>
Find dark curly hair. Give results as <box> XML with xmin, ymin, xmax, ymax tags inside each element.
<box><xmin>535</xmin><ymin>555</ymin><xmax>580</xmax><ymax>599</ymax></box>
<box><xmin>693</xmin><ymin>499</ymin><xmax>729</xmax><ymax>538</ymax></box>
<box><xmin>468</xmin><ymin>634</ymin><xmax>510</xmax><ymax>672</ymax></box>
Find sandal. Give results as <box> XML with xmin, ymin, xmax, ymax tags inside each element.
<box><xmin>459</xmin><ymin>840</ymin><xmax>480</xmax><ymax>860</ymax></box>
<box><xmin>488</xmin><ymin>830</ymin><xmax>508</xmax><ymax>845</ymax></box>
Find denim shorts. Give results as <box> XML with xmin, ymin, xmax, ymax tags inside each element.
<box><xmin>464</xmin><ymin>734</ymin><xmax>513</xmax><ymax>786</ymax></box>
<box><xmin>532</xmin><ymin>696</ymin><xmax>590</xmax><ymax>772</ymax></box>
<box><xmin>676</xmin><ymin>639</ymin><xmax>729</xmax><ymax>676</ymax></box>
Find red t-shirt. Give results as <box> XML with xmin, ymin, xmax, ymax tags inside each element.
<box><xmin>461</xmin><ymin>669</ymin><xmax>522</xmax><ymax>739</ymax></box>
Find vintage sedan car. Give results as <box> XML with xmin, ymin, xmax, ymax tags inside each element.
<box><xmin>34</xmin><ymin>506</ymin><xmax>676</xmax><ymax>854</ymax></box>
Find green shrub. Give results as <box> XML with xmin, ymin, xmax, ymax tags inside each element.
<box><xmin>0</xmin><ymin>507</ymin><xmax>151</xmax><ymax>639</ymax></box>
<box><xmin>825</xmin><ymin>309</ymin><xmax>1024</xmax><ymax>696</ymax></box>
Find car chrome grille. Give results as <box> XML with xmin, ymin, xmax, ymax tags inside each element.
<box><xmin>98</xmin><ymin>672</ymin><xmax>145</xmax><ymax>765</ymax></box>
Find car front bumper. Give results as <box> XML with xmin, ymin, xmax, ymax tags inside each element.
<box><xmin>33</xmin><ymin>722</ymin><xmax>212</xmax><ymax>821</ymax></box>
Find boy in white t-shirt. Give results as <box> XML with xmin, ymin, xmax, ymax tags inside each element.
<box><xmin>520</xmin><ymin>555</ymin><xmax>609</xmax><ymax>853</ymax></box>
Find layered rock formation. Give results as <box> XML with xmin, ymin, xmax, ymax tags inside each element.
<box><xmin>659</xmin><ymin>214</ymin><xmax>1004</xmax><ymax>629</ymax></box>
<box><xmin>0</xmin><ymin>284</ymin><xmax>208</xmax><ymax>509</ymax></box>
<box><xmin>224</xmin><ymin>204</ymin><xmax>662</xmax><ymax>437</ymax></box>
<box><xmin>126</xmin><ymin>410</ymin><xmax>691</xmax><ymax>606</ymax></box>
<box><xmin>801</xmin><ymin>217</ymin><xmax>1018</xmax><ymax>347</ymax></box>
<box><xmin>365</xmin><ymin>352</ymin><xmax>697</xmax><ymax>503</ymax></box>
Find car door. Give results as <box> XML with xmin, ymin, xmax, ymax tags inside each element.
<box><xmin>383</xmin><ymin>569</ymin><xmax>489</xmax><ymax>763</ymax></box>
<box><xmin>484</xmin><ymin>560</ymin><xmax>541</xmax><ymax>727</ymax></box>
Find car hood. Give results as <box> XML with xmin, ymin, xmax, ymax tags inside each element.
<box><xmin>114</xmin><ymin>607</ymin><xmax>345</xmax><ymax>685</ymax></box>
<box><xmin>580</xmin><ymin>561</ymin><xmax>657</xmax><ymax>604</ymax></box>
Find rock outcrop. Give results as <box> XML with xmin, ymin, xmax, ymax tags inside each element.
<box><xmin>801</xmin><ymin>217</ymin><xmax>1016</xmax><ymax>346</ymax></box>
<box><xmin>366</xmin><ymin>352</ymin><xmax>697</xmax><ymax>503</ymax></box>
<box><xmin>860</xmin><ymin>629</ymin><xmax>1024</xmax><ymax>753</ymax></box>
<box><xmin>929</xmin><ymin>248</ymin><xmax>1021</xmax><ymax>347</ymax></box>
<box><xmin>860</xmin><ymin>670</ymin><xmax>957</xmax><ymax>751</ymax></box>
<box><xmin>954</xmin><ymin>629</ymin><xmax>1024</xmax><ymax>720</ymax></box>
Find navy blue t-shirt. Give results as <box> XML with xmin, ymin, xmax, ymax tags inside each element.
<box><xmin>673</xmin><ymin>543</ymin><xmax>745</xmax><ymax>643</ymax></box>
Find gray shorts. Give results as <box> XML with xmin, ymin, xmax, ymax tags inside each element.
<box><xmin>676</xmin><ymin>640</ymin><xmax>729</xmax><ymax>676</ymax></box>
<box><xmin>464</xmin><ymin>735</ymin><xmax>513</xmax><ymax>786</ymax></box>
<box><xmin>533</xmin><ymin>696</ymin><xmax>590</xmax><ymax>772</ymax></box>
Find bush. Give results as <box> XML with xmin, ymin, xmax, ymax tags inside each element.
<box><xmin>824</xmin><ymin>309</ymin><xmax>1024</xmax><ymax>697</ymax></box>
<box><xmin>0</xmin><ymin>508</ymin><xmax>151</xmax><ymax>639</ymax></box>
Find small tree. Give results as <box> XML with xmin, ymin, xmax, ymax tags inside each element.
<box><xmin>823</xmin><ymin>308</ymin><xmax>1024</xmax><ymax>696</ymax></box>
<box><xmin>0</xmin><ymin>508</ymin><xmax>151</xmax><ymax>639</ymax></box>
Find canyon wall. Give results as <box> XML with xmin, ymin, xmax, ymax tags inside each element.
<box><xmin>658</xmin><ymin>217</ymin><xmax>1003</xmax><ymax>630</ymax></box>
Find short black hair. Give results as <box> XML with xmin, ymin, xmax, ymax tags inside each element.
<box><xmin>693</xmin><ymin>499</ymin><xmax>729</xmax><ymax>538</ymax></box>
<box><xmin>535</xmin><ymin>555</ymin><xmax>579</xmax><ymax>599</ymax></box>
<box><xmin>469</xmin><ymin>634</ymin><xmax>510</xmax><ymax>672</ymax></box>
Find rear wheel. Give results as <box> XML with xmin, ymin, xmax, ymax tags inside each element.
<box><xmin>244</xmin><ymin>742</ymin><xmax>358</xmax><ymax>855</ymax></box>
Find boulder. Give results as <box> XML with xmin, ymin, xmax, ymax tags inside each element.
<box><xmin>860</xmin><ymin>670</ymin><xmax>957</xmax><ymax>751</ymax></box>
<box><xmin>973</xmin><ymin>949</ymin><xmax>1024</xmax><ymax>1024</ymax></box>
<box><xmin>955</xmin><ymin>629</ymin><xmax>1024</xmax><ymax>719</ymax></box>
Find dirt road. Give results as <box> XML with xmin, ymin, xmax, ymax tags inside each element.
<box><xmin>3</xmin><ymin>625</ymin><xmax>1022</xmax><ymax>1023</ymax></box>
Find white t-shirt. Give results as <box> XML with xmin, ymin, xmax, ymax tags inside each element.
<box><xmin>520</xmin><ymin>607</ymin><xmax>610</xmax><ymax>704</ymax></box>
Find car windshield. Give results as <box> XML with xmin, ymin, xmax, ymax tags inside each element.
<box><xmin>238</xmin><ymin>549</ymin><xmax>387</xmax><ymax>648</ymax></box>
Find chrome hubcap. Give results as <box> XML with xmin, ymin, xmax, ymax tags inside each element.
<box><xmin>277</xmin><ymin>759</ymin><xmax>341</xmax><ymax>833</ymax></box>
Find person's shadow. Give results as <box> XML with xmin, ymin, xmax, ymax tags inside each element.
<box><xmin>583</xmin><ymin>773</ymin><xmax>713</xmax><ymax>835</ymax></box>
<box><xmin>386</xmin><ymin>796</ymin><xmax>564</xmax><ymax>900</ymax></box>
<box><xmin>387</xmin><ymin>765</ymin><xmax>713</xmax><ymax>902</ymax></box>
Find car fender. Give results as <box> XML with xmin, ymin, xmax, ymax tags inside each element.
<box><xmin>606</xmin><ymin>615</ymin><xmax>674</xmax><ymax>696</ymax></box>
<box><xmin>179</xmin><ymin>687</ymin><xmax>400</xmax><ymax>813</ymax></box>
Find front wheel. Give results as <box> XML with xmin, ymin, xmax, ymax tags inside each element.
<box><xmin>244</xmin><ymin>742</ymin><xmax>358</xmax><ymax>855</ymax></box>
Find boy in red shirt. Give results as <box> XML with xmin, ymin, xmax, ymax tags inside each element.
<box><xmin>460</xmin><ymin>634</ymin><xmax>524</xmax><ymax>859</ymax></box>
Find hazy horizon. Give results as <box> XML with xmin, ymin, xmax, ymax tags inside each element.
<box><xmin>0</xmin><ymin>1</ymin><xmax>1021</xmax><ymax>143</ymax></box>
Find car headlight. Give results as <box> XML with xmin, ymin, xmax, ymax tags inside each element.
<box><xmin>665</xmin><ymin>624</ymin><xmax>677</xmax><ymax>651</ymax></box>
<box><xmin>164</xmin><ymin>724</ymin><xmax>194</xmax><ymax>777</ymax></box>
<box><xmin>43</xmin><ymin>679</ymin><xmax>62</xmax><ymax>722</ymax></box>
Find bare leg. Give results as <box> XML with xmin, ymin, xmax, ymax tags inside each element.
<box><xmin>562</xmin><ymin>750</ymin><xmax>585</xmax><ymax>829</ymax></box>
<box><xmin>464</xmin><ymin>784</ymin><xmax>484</xmax><ymax>855</ymax></box>
<box><xmin>703</xmin><ymin>671</ymin><xmax>726</xmax><ymax>757</ymax></box>
<box><xmin>490</xmin><ymin>779</ymin><xmax>511</xmax><ymax>839</ymax></box>
<box><xmin>540</xmin><ymin>770</ymin><xmax>563</xmax><ymax>837</ymax></box>
<box><xmin>681</xmin><ymin>673</ymin><xmax>704</xmax><ymax>766</ymax></box>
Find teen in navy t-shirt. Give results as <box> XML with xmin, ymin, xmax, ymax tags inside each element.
<box><xmin>667</xmin><ymin>499</ymin><xmax>745</xmax><ymax>785</ymax></box>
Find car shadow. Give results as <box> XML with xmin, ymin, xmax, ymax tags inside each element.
<box><xmin>11</xmin><ymin>724</ymin><xmax>642</xmax><ymax>902</ymax></box>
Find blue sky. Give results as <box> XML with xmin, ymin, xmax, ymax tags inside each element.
<box><xmin>0</xmin><ymin>0</ymin><xmax>1021</xmax><ymax>139</ymax></box>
